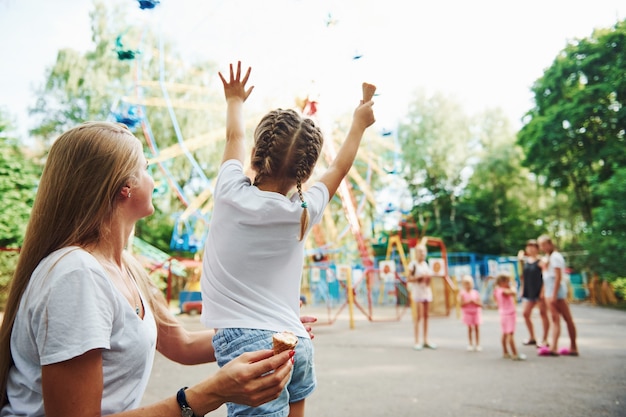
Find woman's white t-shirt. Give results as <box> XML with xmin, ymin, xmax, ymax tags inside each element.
<box><xmin>201</xmin><ymin>160</ymin><xmax>329</xmax><ymax>338</ymax></box>
<box><xmin>1</xmin><ymin>247</ymin><xmax>157</xmax><ymax>417</ymax></box>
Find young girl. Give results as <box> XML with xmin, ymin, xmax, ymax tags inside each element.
<box><xmin>200</xmin><ymin>62</ymin><xmax>375</xmax><ymax>417</ymax></box>
<box><xmin>493</xmin><ymin>273</ymin><xmax>526</xmax><ymax>361</ymax></box>
<box><xmin>407</xmin><ymin>244</ymin><xmax>436</xmax><ymax>350</ymax></box>
<box><xmin>458</xmin><ymin>275</ymin><xmax>482</xmax><ymax>351</ymax></box>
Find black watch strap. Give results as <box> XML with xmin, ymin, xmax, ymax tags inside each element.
<box><xmin>176</xmin><ymin>387</ymin><xmax>198</xmax><ymax>417</ymax></box>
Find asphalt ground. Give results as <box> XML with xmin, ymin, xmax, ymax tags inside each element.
<box><xmin>142</xmin><ymin>303</ymin><xmax>626</xmax><ymax>417</ymax></box>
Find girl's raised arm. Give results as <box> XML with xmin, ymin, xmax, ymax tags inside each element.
<box><xmin>220</xmin><ymin>61</ymin><xmax>254</xmax><ymax>164</ymax></box>
<box><xmin>319</xmin><ymin>99</ymin><xmax>375</xmax><ymax>199</ymax></box>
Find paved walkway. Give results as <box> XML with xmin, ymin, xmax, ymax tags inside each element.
<box><xmin>142</xmin><ymin>303</ymin><xmax>626</xmax><ymax>417</ymax></box>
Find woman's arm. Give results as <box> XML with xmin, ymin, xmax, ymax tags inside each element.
<box><xmin>220</xmin><ymin>61</ymin><xmax>254</xmax><ymax>164</ymax></box>
<box><xmin>155</xmin><ymin>303</ymin><xmax>318</xmax><ymax>364</ymax></box>
<box><xmin>41</xmin><ymin>348</ymin><xmax>293</xmax><ymax>417</ymax></box>
<box><xmin>552</xmin><ymin>266</ymin><xmax>562</xmax><ymax>299</ymax></box>
<box><xmin>319</xmin><ymin>99</ymin><xmax>375</xmax><ymax>199</ymax></box>
<box><xmin>42</xmin><ymin>349</ymin><xmax>105</xmax><ymax>417</ymax></box>
<box><xmin>156</xmin><ymin>319</ymin><xmax>216</xmax><ymax>365</ymax></box>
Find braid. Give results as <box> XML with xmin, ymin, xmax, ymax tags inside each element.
<box><xmin>252</xmin><ymin>109</ymin><xmax>324</xmax><ymax>240</ymax></box>
<box><xmin>293</xmin><ymin>119</ymin><xmax>323</xmax><ymax>241</ymax></box>
<box><xmin>252</xmin><ymin>111</ymin><xmax>279</xmax><ymax>186</ymax></box>
<box><xmin>296</xmin><ymin>170</ymin><xmax>309</xmax><ymax>241</ymax></box>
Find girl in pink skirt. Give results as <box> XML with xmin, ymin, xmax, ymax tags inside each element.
<box><xmin>493</xmin><ymin>274</ymin><xmax>526</xmax><ymax>361</ymax></box>
<box><xmin>458</xmin><ymin>275</ymin><xmax>483</xmax><ymax>351</ymax></box>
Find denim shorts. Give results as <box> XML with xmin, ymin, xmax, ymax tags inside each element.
<box><xmin>212</xmin><ymin>328</ymin><xmax>316</xmax><ymax>417</ymax></box>
<box><xmin>544</xmin><ymin>282</ymin><xmax>568</xmax><ymax>300</ymax></box>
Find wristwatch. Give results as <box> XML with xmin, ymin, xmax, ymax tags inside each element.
<box><xmin>176</xmin><ymin>387</ymin><xmax>198</xmax><ymax>417</ymax></box>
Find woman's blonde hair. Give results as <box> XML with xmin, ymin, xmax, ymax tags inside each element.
<box><xmin>251</xmin><ymin>109</ymin><xmax>323</xmax><ymax>240</ymax></box>
<box><xmin>0</xmin><ymin>121</ymin><xmax>171</xmax><ymax>406</ymax></box>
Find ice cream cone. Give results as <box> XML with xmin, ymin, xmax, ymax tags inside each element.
<box><xmin>362</xmin><ymin>82</ymin><xmax>376</xmax><ymax>102</ymax></box>
<box><xmin>272</xmin><ymin>331</ymin><xmax>298</xmax><ymax>354</ymax></box>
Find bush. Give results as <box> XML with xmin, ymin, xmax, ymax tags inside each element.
<box><xmin>0</xmin><ymin>250</ymin><xmax>19</xmax><ymax>311</ymax></box>
<box><xmin>609</xmin><ymin>277</ymin><xmax>626</xmax><ymax>300</ymax></box>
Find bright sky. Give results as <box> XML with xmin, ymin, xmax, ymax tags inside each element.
<box><xmin>0</xmin><ymin>0</ymin><xmax>624</xmax><ymax>139</ymax></box>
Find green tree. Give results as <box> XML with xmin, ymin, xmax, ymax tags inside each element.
<box><xmin>517</xmin><ymin>20</ymin><xmax>626</xmax><ymax>225</ymax></box>
<box><xmin>0</xmin><ymin>111</ymin><xmax>42</xmax><ymax>308</ymax></box>
<box><xmin>582</xmin><ymin>166</ymin><xmax>626</xmax><ymax>279</ymax></box>
<box><xmin>457</xmin><ymin>109</ymin><xmax>544</xmax><ymax>254</ymax></box>
<box><xmin>398</xmin><ymin>90</ymin><xmax>476</xmax><ymax>244</ymax></box>
<box><xmin>0</xmin><ymin>112</ymin><xmax>41</xmax><ymax>248</ymax></box>
<box><xmin>28</xmin><ymin>0</ymin><xmax>224</xmax><ymax>253</ymax></box>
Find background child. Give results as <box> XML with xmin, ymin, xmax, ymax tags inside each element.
<box><xmin>200</xmin><ymin>62</ymin><xmax>375</xmax><ymax>417</ymax></box>
<box><xmin>458</xmin><ymin>275</ymin><xmax>482</xmax><ymax>351</ymax></box>
<box><xmin>493</xmin><ymin>273</ymin><xmax>526</xmax><ymax>361</ymax></box>
<box><xmin>407</xmin><ymin>244</ymin><xmax>436</xmax><ymax>350</ymax></box>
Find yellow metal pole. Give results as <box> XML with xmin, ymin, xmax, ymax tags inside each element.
<box><xmin>346</xmin><ymin>267</ymin><xmax>355</xmax><ymax>329</ymax></box>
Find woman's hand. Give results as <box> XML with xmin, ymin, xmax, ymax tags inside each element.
<box><xmin>219</xmin><ymin>61</ymin><xmax>254</xmax><ymax>102</ymax></box>
<box><xmin>213</xmin><ymin>349</ymin><xmax>293</xmax><ymax>407</ymax></box>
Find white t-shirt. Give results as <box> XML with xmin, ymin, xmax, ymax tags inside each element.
<box><xmin>1</xmin><ymin>247</ymin><xmax>157</xmax><ymax>417</ymax></box>
<box><xmin>407</xmin><ymin>260</ymin><xmax>433</xmax><ymax>302</ymax></box>
<box><xmin>201</xmin><ymin>160</ymin><xmax>329</xmax><ymax>338</ymax></box>
<box><xmin>543</xmin><ymin>250</ymin><xmax>567</xmax><ymax>296</ymax></box>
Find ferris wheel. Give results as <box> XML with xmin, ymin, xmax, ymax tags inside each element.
<box><xmin>109</xmin><ymin>0</ymin><xmax>408</xmax><ymax>261</ymax></box>
<box><xmin>110</xmin><ymin>0</ymin><xmax>222</xmax><ymax>254</ymax></box>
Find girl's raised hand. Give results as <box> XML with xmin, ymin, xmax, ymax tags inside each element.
<box><xmin>352</xmin><ymin>99</ymin><xmax>376</xmax><ymax>131</ymax></box>
<box><xmin>219</xmin><ymin>61</ymin><xmax>254</xmax><ymax>102</ymax></box>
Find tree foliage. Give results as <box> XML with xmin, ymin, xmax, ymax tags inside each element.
<box><xmin>517</xmin><ymin>20</ymin><xmax>626</xmax><ymax>224</ymax></box>
<box><xmin>398</xmin><ymin>90</ymin><xmax>476</xmax><ymax>243</ymax></box>
<box><xmin>28</xmin><ymin>0</ymin><xmax>225</xmax><ymax>253</ymax></box>
<box><xmin>457</xmin><ymin>109</ymin><xmax>546</xmax><ymax>254</ymax></box>
<box><xmin>582</xmin><ymin>167</ymin><xmax>626</xmax><ymax>279</ymax></box>
<box><xmin>0</xmin><ymin>113</ymin><xmax>41</xmax><ymax>248</ymax></box>
<box><xmin>0</xmin><ymin>112</ymin><xmax>41</xmax><ymax>308</ymax></box>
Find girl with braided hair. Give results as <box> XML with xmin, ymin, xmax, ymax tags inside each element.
<box><xmin>200</xmin><ymin>62</ymin><xmax>375</xmax><ymax>417</ymax></box>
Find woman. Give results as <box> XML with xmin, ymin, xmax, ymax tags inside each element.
<box><xmin>517</xmin><ymin>239</ymin><xmax>550</xmax><ymax>348</ymax></box>
<box><xmin>537</xmin><ymin>234</ymin><xmax>578</xmax><ymax>356</ymax></box>
<box><xmin>0</xmin><ymin>122</ymin><xmax>303</xmax><ymax>417</ymax></box>
<box><xmin>407</xmin><ymin>244</ymin><xmax>437</xmax><ymax>350</ymax></box>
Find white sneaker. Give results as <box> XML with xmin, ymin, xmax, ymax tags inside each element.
<box><xmin>475</xmin><ymin>345</ymin><xmax>483</xmax><ymax>352</ymax></box>
<box><xmin>467</xmin><ymin>345</ymin><xmax>474</xmax><ymax>351</ymax></box>
<box><xmin>513</xmin><ymin>353</ymin><xmax>527</xmax><ymax>361</ymax></box>
<box><xmin>413</xmin><ymin>344</ymin><xmax>423</xmax><ymax>351</ymax></box>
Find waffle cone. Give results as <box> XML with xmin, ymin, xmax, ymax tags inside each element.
<box><xmin>362</xmin><ymin>82</ymin><xmax>376</xmax><ymax>102</ymax></box>
<box><xmin>272</xmin><ymin>331</ymin><xmax>298</xmax><ymax>354</ymax></box>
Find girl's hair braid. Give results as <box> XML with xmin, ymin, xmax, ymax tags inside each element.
<box><xmin>252</xmin><ymin>110</ymin><xmax>280</xmax><ymax>186</ymax></box>
<box><xmin>291</xmin><ymin>118</ymin><xmax>323</xmax><ymax>240</ymax></box>
<box><xmin>251</xmin><ymin>109</ymin><xmax>323</xmax><ymax>240</ymax></box>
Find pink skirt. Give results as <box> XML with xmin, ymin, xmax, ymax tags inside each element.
<box><xmin>462</xmin><ymin>308</ymin><xmax>482</xmax><ymax>326</ymax></box>
<box><xmin>500</xmin><ymin>312</ymin><xmax>516</xmax><ymax>334</ymax></box>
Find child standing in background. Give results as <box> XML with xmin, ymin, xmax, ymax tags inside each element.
<box><xmin>458</xmin><ymin>275</ymin><xmax>482</xmax><ymax>351</ymax></box>
<box><xmin>200</xmin><ymin>62</ymin><xmax>375</xmax><ymax>417</ymax></box>
<box><xmin>407</xmin><ymin>244</ymin><xmax>437</xmax><ymax>350</ymax></box>
<box><xmin>493</xmin><ymin>273</ymin><xmax>526</xmax><ymax>361</ymax></box>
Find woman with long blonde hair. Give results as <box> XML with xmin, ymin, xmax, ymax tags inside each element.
<box><xmin>0</xmin><ymin>122</ymin><xmax>295</xmax><ymax>417</ymax></box>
